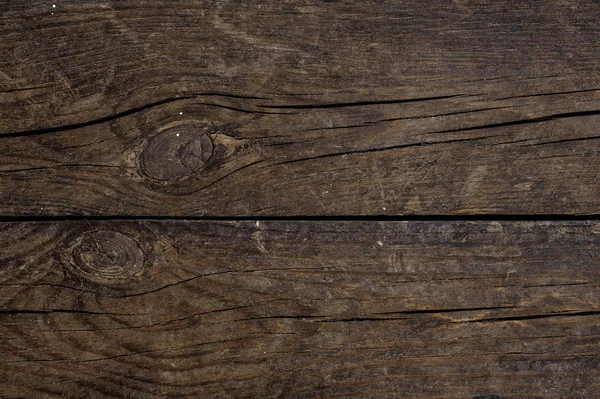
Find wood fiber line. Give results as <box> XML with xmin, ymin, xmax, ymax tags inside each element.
<box><xmin>1</xmin><ymin>0</ymin><xmax>599</xmax><ymax>216</ymax></box>
<box><xmin>1</xmin><ymin>220</ymin><xmax>600</xmax><ymax>398</ymax></box>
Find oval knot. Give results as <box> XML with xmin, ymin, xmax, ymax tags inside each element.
<box><xmin>141</xmin><ymin>126</ymin><xmax>214</xmax><ymax>181</ymax></box>
<box><xmin>69</xmin><ymin>230</ymin><xmax>144</xmax><ymax>284</ymax></box>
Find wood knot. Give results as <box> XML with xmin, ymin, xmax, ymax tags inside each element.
<box><xmin>69</xmin><ymin>230</ymin><xmax>144</xmax><ymax>285</ymax></box>
<box><xmin>141</xmin><ymin>126</ymin><xmax>214</xmax><ymax>181</ymax></box>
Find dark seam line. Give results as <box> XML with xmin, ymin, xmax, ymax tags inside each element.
<box><xmin>0</xmin><ymin>215</ymin><xmax>597</xmax><ymax>223</ymax></box>
<box><xmin>430</xmin><ymin>109</ymin><xmax>600</xmax><ymax>135</ymax></box>
<box><xmin>0</xmin><ymin>96</ymin><xmax>194</xmax><ymax>139</ymax></box>
<box><xmin>257</xmin><ymin>94</ymin><xmax>470</xmax><ymax>109</ymax></box>
<box><xmin>0</xmin><ymin>92</ymin><xmax>270</xmax><ymax>139</ymax></box>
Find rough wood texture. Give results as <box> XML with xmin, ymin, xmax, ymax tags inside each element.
<box><xmin>2</xmin><ymin>1</ymin><xmax>599</xmax><ymax>398</ymax></box>
<box><xmin>1</xmin><ymin>0</ymin><xmax>599</xmax><ymax>216</ymax></box>
<box><xmin>1</xmin><ymin>220</ymin><xmax>600</xmax><ymax>398</ymax></box>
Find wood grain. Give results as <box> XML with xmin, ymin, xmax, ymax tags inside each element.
<box><xmin>1</xmin><ymin>0</ymin><xmax>599</xmax><ymax>216</ymax></box>
<box><xmin>1</xmin><ymin>220</ymin><xmax>600</xmax><ymax>398</ymax></box>
<box><xmin>2</xmin><ymin>2</ymin><xmax>599</xmax><ymax>397</ymax></box>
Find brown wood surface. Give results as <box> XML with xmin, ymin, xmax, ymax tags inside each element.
<box><xmin>2</xmin><ymin>1</ymin><xmax>600</xmax><ymax>398</ymax></box>
<box><xmin>1</xmin><ymin>0</ymin><xmax>599</xmax><ymax>216</ymax></box>
<box><xmin>1</xmin><ymin>220</ymin><xmax>600</xmax><ymax>398</ymax></box>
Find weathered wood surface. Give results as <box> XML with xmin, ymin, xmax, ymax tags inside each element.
<box><xmin>1</xmin><ymin>0</ymin><xmax>599</xmax><ymax>216</ymax></box>
<box><xmin>2</xmin><ymin>1</ymin><xmax>600</xmax><ymax>398</ymax></box>
<box><xmin>1</xmin><ymin>220</ymin><xmax>600</xmax><ymax>398</ymax></box>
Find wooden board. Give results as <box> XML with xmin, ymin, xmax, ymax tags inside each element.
<box><xmin>2</xmin><ymin>1</ymin><xmax>600</xmax><ymax>398</ymax></box>
<box><xmin>1</xmin><ymin>220</ymin><xmax>600</xmax><ymax>398</ymax></box>
<box><xmin>1</xmin><ymin>0</ymin><xmax>599</xmax><ymax>216</ymax></box>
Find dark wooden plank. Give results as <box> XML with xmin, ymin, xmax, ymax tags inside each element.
<box><xmin>1</xmin><ymin>0</ymin><xmax>599</xmax><ymax>216</ymax></box>
<box><xmin>1</xmin><ymin>220</ymin><xmax>599</xmax><ymax>398</ymax></box>
<box><xmin>2</xmin><ymin>0</ymin><xmax>599</xmax><ymax>132</ymax></box>
<box><xmin>1</xmin><ymin>87</ymin><xmax>598</xmax><ymax>216</ymax></box>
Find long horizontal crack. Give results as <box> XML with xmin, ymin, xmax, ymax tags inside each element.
<box><xmin>0</xmin><ymin>96</ymin><xmax>194</xmax><ymax>139</ymax></box>
<box><xmin>258</xmin><ymin>94</ymin><xmax>470</xmax><ymax>109</ymax></box>
<box><xmin>374</xmin><ymin>305</ymin><xmax>518</xmax><ymax>316</ymax></box>
<box><xmin>454</xmin><ymin>310</ymin><xmax>600</xmax><ymax>324</ymax></box>
<box><xmin>0</xmin><ymin>164</ymin><xmax>121</xmax><ymax>174</ymax></box>
<box><xmin>286</xmin><ymin>309</ymin><xmax>600</xmax><ymax>324</ymax></box>
<box><xmin>0</xmin><ymin>215</ymin><xmax>598</xmax><ymax>222</ymax></box>
<box><xmin>200</xmin><ymin>103</ymin><xmax>294</xmax><ymax>115</ymax></box>
<box><xmin>0</xmin><ymin>93</ymin><xmax>272</xmax><ymax>139</ymax></box>
<box><xmin>116</xmin><ymin>267</ymin><xmax>331</xmax><ymax>299</ymax></box>
<box><xmin>0</xmin><ymin>309</ymin><xmax>144</xmax><ymax>316</ymax></box>
<box><xmin>493</xmin><ymin>87</ymin><xmax>599</xmax><ymax>101</ymax></box>
<box><xmin>0</xmin><ymin>84</ymin><xmax>52</xmax><ymax>94</ymax></box>
<box><xmin>185</xmin><ymin>159</ymin><xmax>267</xmax><ymax>195</ymax></box>
<box><xmin>266</xmin><ymin>135</ymin><xmax>501</xmax><ymax>167</ymax></box>
<box><xmin>378</xmin><ymin>106</ymin><xmax>513</xmax><ymax>123</ymax></box>
<box><xmin>430</xmin><ymin>109</ymin><xmax>600</xmax><ymax>135</ymax></box>
<box><xmin>525</xmin><ymin>135</ymin><xmax>600</xmax><ymax>147</ymax></box>
<box><xmin>303</xmin><ymin>106</ymin><xmax>513</xmax><ymax>133</ymax></box>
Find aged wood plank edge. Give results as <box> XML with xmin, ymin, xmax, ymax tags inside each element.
<box><xmin>1</xmin><ymin>220</ymin><xmax>599</xmax><ymax>398</ymax></box>
<box><xmin>0</xmin><ymin>215</ymin><xmax>598</xmax><ymax>221</ymax></box>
